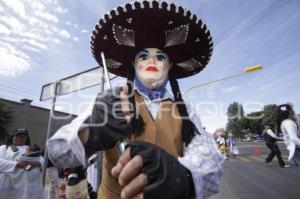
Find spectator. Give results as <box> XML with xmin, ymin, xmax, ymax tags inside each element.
<box><xmin>227</xmin><ymin>133</ymin><xmax>239</xmax><ymax>158</ymax></box>
<box><xmin>216</xmin><ymin>134</ymin><xmax>228</xmax><ymax>159</ymax></box>
<box><xmin>0</xmin><ymin>128</ymin><xmax>44</xmax><ymax>199</ymax></box>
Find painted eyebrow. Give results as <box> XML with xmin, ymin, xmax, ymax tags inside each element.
<box><xmin>155</xmin><ymin>51</ymin><xmax>169</xmax><ymax>59</ymax></box>
<box><xmin>137</xmin><ymin>50</ymin><xmax>149</xmax><ymax>56</ymax></box>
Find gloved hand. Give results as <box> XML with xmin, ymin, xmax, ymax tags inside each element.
<box><xmin>86</xmin><ymin>87</ymin><xmax>133</xmax><ymax>151</ymax></box>
<box><xmin>129</xmin><ymin>141</ymin><xmax>195</xmax><ymax>199</ymax></box>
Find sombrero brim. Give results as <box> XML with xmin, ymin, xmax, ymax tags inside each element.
<box><xmin>91</xmin><ymin>1</ymin><xmax>213</xmax><ymax>79</ymax></box>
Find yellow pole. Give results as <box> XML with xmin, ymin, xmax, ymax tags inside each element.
<box><xmin>183</xmin><ymin>65</ymin><xmax>263</xmax><ymax>96</ymax></box>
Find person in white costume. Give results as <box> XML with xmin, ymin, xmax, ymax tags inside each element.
<box><xmin>277</xmin><ymin>104</ymin><xmax>300</xmax><ymax>167</ymax></box>
<box><xmin>0</xmin><ymin>128</ymin><xmax>44</xmax><ymax>199</ymax></box>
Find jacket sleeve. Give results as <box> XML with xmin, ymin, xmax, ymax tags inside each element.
<box><xmin>47</xmin><ymin>96</ymin><xmax>96</xmax><ymax>168</ymax></box>
<box><xmin>178</xmin><ymin>104</ymin><xmax>224</xmax><ymax>199</ymax></box>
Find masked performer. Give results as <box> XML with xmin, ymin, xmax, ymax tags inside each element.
<box><xmin>277</xmin><ymin>104</ymin><xmax>300</xmax><ymax>167</ymax></box>
<box><xmin>48</xmin><ymin>1</ymin><xmax>224</xmax><ymax>199</ymax></box>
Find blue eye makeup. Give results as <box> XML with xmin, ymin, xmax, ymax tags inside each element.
<box><xmin>137</xmin><ymin>50</ymin><xmax>149</xmax><ymax>60</ymax></box>
<box><xmin>156</xmin><ymin>52</ymin><xmax>168</xmax><ymax>61</ymax></box>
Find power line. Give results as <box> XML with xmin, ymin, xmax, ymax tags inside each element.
<box><xmin>0</xmin><ymin>82</ymin><xmax>40</xmax><ymax>98</ymax></box>
<box><xmin>0</xmin><ymin>86</ymin><xmax>39</xmax><ymax>100</ymax></box>
<box><xmin>0</xmin><ymin>80</ymin><xmax>40</xmax><ymax>96</ymax></box>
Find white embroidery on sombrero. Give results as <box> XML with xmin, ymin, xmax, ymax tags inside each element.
<box><xmin>158</xmin><ymin>1</ymin><xmax>162</xmax><ymax>9</ymax></box>
<box><xmin>126</xmin><ymin>18</ymin><xmax>133</xmax><ymax>24</ymax></box>
<box><xmin>96</xmin><ymin>23</ymin><xmax>102</xmax><ymax>30</ymax></box>
<box><xmin>132</xmin><ymin>4</ymin><xmax>136</xmax><ymax>10</ymax></box>
<box><xmin>106</xmin><ymin>58</ymin><xmax>122</xmax><ymax>69</ymax></box>
<box><xmin>165</xmin><ymin>24</ymin><xmax>189</xmax><ymax>47</ymax></box>
<box><xmin>112</xmin><ymin>24</ymin><xmax>135</xmax><ymax>47</ymax></box>
<box><xmin>177</xmin><ymin>58</ymin><xmax>203</xmax><ymax>71</ymax></box>
<box><xmin>195</xmin><ymin>38</ymin><xmax>200</xmax><ymax>42</ymax></box>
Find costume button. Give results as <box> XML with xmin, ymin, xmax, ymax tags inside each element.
<box><xmin>149</xmin><ymin>127</ymin><xmax>154</xmax><ymax>133</ymax></box>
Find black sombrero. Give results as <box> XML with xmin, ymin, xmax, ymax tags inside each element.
<box><xmin>91</xmin><ymin>0</ymin><xmax>213</xmax><ymax>79</ymax></box>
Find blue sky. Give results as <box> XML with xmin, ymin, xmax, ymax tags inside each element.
<box><xmin>0</xmin><ymin>0</ymin><xmax>300</xmax><ymax>133</ymax></box>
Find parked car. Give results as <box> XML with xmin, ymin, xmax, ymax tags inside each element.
<box><xmin>252</xmin><ymin>133</ymin><xmax>263</xmax><ymax>141</ymax></box>
<box><xmin>242</xmin><ymin>137</ymin><xmax>252</xmax><ymax>142</ymax></box>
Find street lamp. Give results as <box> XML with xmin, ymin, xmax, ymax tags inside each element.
<box><xmin>183</xmin><ymin>65</ymin><xmax>263</xmax><ymax>95</ymax></box>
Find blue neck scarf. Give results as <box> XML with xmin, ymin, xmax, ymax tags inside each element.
<box><xmin>134</xmin><ymin>77</ymin><xmax>168</xmax><ymax>100</ymax></box>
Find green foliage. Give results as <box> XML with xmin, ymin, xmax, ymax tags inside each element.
<box><xmin>227</xmin><ymin>102</ymin><xmax>244</xmax><ymax>120</ymax></box>
<box><xmin>246</xmin><ymin>111</ymin><xmax>264</xmax><ymax>134</ymax></box>
<box><xmin>226</xmin><ymin>102</ymin><xmax>246</xmax><ymax>138</ymax></box>
<box><xmin>0</xmin><ymin>99</ymin><xmax>15</xmax><ymax>143</ymax></box>
<box><xmin>262</xmin><ymin>104</ymin><xmax>278</xmax><ymax>125</ymax></box>
<box><xmin>226</xmin><ymin>102</ymin><xmax>280</xmax><ymax>137</ymax></box>
<box><xmin>226</xmin><ymin>118</ymin><xmax>240</xmax><ymax>138</ymax></box>
<box><xmin>238</xmin><ymin>117</ymin><xmax>249</xmax><ymax>131</ymax></box>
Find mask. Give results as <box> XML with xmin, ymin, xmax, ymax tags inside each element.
<box><xmin>134</xmin><ymin>48</ymin><xmax>170</xmax><ymax>89</ymax></box>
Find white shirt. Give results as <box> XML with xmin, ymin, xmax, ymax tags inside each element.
<box><xmin>0</xmin><ymin>144</ymin><xmax>44</xmax><ymax>199</ymax></box>
<box><xmin>266</xmin><ymin>129</ymin><xmax>282</xmax><ymax>140</ymax></box>
<box><xmin>0</xmin><ymin>145</ymin><xmax>29</xmax><ymax>172</ymax></box>
<box><xmin>47</xmin><ymin>89</ymin><xmax>224</xmax><ymax>199</ymax></box>
<box><xmin>281</xmin><ymin>119</ymin><xmax>300</xmax><ymax>160</ymax></box>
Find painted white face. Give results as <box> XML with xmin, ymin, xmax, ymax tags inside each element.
<box><xmin>134</xmin><ymin>48</ymin><xmax>170</xmax><ymax>89</ymax></box>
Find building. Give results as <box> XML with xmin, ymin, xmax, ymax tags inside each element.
<box><xmin>1</xmin><ymin>98</ymin><xmax>77</xmax><ymax>148</ymax></box>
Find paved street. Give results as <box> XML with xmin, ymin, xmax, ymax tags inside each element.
<box><xmin>44</xmin><ymin>142</ymin><xmax>300</xmax><ymax>199</ymax></box>
<box><xmin>211</xmin><ymin>142</ymin><xmax>300</xmax><ymax>199</ymax></box>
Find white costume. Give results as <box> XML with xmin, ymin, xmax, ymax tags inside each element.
<box><xmin>0</xmin><ymin>145</ymin><xmax>44</xmax><ymax>199</ymax></box>
<box><xmin>280</xmin><ymin>119</ymin><xmax>300</xmax><ymax>160</ymax></box>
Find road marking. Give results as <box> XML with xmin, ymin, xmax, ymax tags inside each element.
<box><xmin>237</xmin><ymin>156</ymin><xmax>251</xmax><ymax>162</ymax></box>
<box><xmin>228</xmin><ymin>157</ymin><xmax>237</xmax><ymax>162</ymax></box>
<box><xmin>248</xmin><ymin>155</ymin><xmax>264</xmax><ymax>161</ymax></box>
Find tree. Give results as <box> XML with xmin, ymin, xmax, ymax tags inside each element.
<box><xmin>227</xmin><ymin>102</ymin><xmax>244</xmax><ymax>120</ymax></box>
<box><xmin>262</xmin><ymin>104</ymin><xmax>278</xmax><ymax>125</ymax></box>
<box><xmin>246</xmin><ymin>111</ymin><xmax>264</xmax><ymax>134</ymax></box>
<box><xmin>0</xmin><ymin>99</ymin><xmax>15</xmax><ymax>144</ymax></box>
<box><xmin>226</xmin><ymin>102</ymin><xmax>245</xmax><ymax>139</ymax></box>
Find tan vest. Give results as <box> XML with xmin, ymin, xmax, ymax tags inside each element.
<box><xmin>98</xmin><ymin>93</ymin><xmax>183</xmax><ymax>199</ymax></box>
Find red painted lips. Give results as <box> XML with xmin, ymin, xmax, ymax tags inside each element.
<box><xmin>146</xmin><ymin>66</ymin><xmax>158</xmax><ymax>72</ymax></box>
